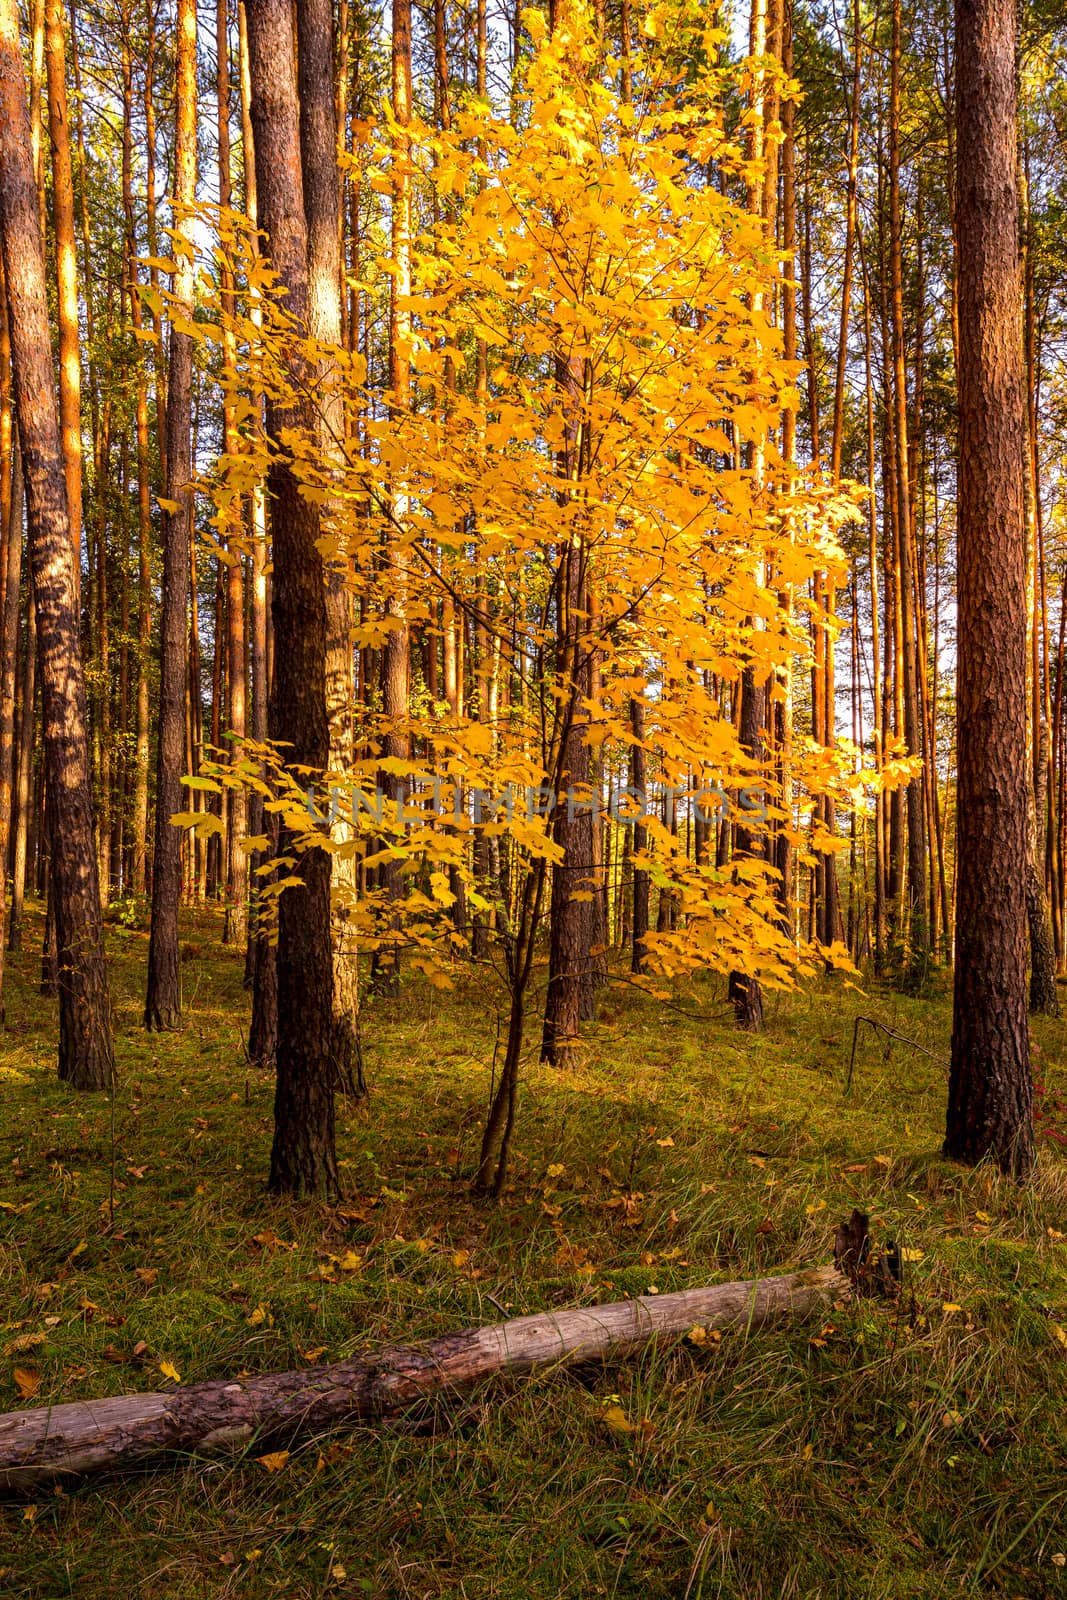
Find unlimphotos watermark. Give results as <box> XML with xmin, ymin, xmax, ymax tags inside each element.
<box><xmin>303</xmin><ymin>780</ymin><xmax>768</xmax><ymax>828</ymax></box>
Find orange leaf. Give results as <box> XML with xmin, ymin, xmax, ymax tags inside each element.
<box><xmin>14</xmin><ymin>1365</ymin><xmax>41</xmax><ymax>1400</ymax></box>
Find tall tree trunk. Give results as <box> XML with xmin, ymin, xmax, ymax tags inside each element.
<box><xmin>372</xmin><ymin>0</ymin><xmax>413</xmax><ymax>998</ymax></box>
<box><xmin>120</xmin><ymin>19</ymin><xmax>153</xmax><ymax>898</ymax></box>
<box><xmin>0</xmin><ymin>417</ymin><xmax>21</xmax><ymax>1016</ymax></box>
<box><xmin>239</xmin><ymin>0</ymin><xmax>276</xmax><ymax>1040</ymax></box>
<box><xmin>297</xmin><ymin>0</ymin><xmax>364</xmax><ymax>1095</ymax></box>
<box><xmin>44</xmin><ymin>0</ymin><xmax>80</xmax><ymax>602</ymax></box>
<box><xmin>629</xmin><ymin>695</ymin><xmax>649</xmax><ymax>973</ymax></box>
<box><xmin>945</xmin><ymin>0</ymin><xmax>1032</xmax><ymax>1178</ymax></box>
<box><xmin>1019</xmin><ymin>162</ymin><xmax>1058</xmax><ymax>1015</ymax></box>
<box><xmin>144</xmin><ymin>0</ymin><xmax>197</xmax><ymax>1031</ymax></box>
<box><xmin>541</xmin><ymin>537</ymin><xmax>591</xmax><ymax>1067</ymax></box>
<box><xmin>0</xmin><ymin>0</ymin><xmax>114</xmax><ymax>1087</ymax></box>
<box><xmin>246</xmin><ymin>0</ymin><xmax>338</xmax><ymax>1200</ymax></box>
<box><xmin>889</xmin><ymin>0</ymin><xmax>927</xmax><ymax>983</ymax></box>
<box><xmin>813</xmin><ymin>0</ymin><xmax>863</xmax><ymax>953</ymax></box>
<box><xmin>861</xmin><ymin>255</ymin><xmax>886</xmax><ymax>968</ymax></box>
<box><xmin>9</xmin><ymin>574</ymin><xmax>35</xmax><ymax>954</ymax></box>
<box><xmin>142</xmin><ymin>4</ymin><xmax>166</xmax><ymax>476</ymax></box>
<box><xmin>729</xmin><ymin>0</ymin><xmax>770</xmax><ymax>1029</ymax></box>
<box><xmin>218</xmin><ymin>0</ymin><xmax>249</xmax><ymax>950</ymax></box>
<box><xmin>729</xmin><ymin>665</ymin><xmax>766</xmax><ymax>1033</ymax></box>
<box><xmin>773</xmin><ymin>0</ymin><xmax>796</xmax><ymax>938</ymax></box>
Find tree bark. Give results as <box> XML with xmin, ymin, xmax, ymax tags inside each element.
<box><xmin>0</xmin><ymin>419</ymin><xmax>21</xmax><ymax>1018</ymax></box>
<box><xmin>729</xmin><ymin>667</ymin><xmax>765</xmax><ymax>1033</ymax></box>
<box><xmin>889</xmin><ymin>0</ymin><xmax>928</xmax><ymax>982</ymax></box>
<box><xmin>630</xmin><ymin>695</ymin><xmax>649</xmax><ymax>973</ymax></box>
<box><xmin>0</xmin><ymin>0</ymin><xmax>113</xmax><ymax>1087</ymax></box>
<box><xmin>43</xmin><ymin>0</ymin><xmax>80</xmax><ymax>600</ymax></box>
<box><xmin>773</xmin><ymin>0</ymin><xmax>796</xmax><ymax>939</ymax></box>
<box><xmin>8</xmin><ymin>572</ymin><xmax>34</xmax><ymax>954</ymax></box>
<box><xmin>218</xmin><ymin>0</ymin><xmax>249</xmax><ymax>951</ymax></box>
<box><xmin>371</xmin><ymin>0</ymin><xmax>413</xmax><ymax>999</ymax></box>
<box><xmin>238</xmin><ymin>0</ymin><xmax>273</xmax><ymax>1014</ymax></box>
<box><xmin>245</xmin><ymin>0</ymin><xmax>338</xmax><ymax>1200</ymax></box>
<box><xmin>541</xmin><ymin>522</ymin><xmax>592</xmax><ymax>1065</ymax></box>
<box><xmin>120</xmin><ymin>17</ymin><xmax>153</xmax><ymax>899</ymax></box>
<box><xmin>0</xmin><ymin>1267</ymin><xmax>848</xmax><ymax>1488</ymax></box>
<box><xmin>945</xmin><ymin>0</ymin><xmax>1033</xmax><ymax>1177</ymax></box>
<box><xmin>144</xmin><ymin>0</ymin><xmax>197</xmax><ymax>1031</ymax></box>
<box><xmin>297</xmin><ymin>0</ymin><xmax>364</xmax><ymax>1095</ymax></box>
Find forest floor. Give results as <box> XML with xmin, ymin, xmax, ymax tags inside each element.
<box><xmin>1</xmin><ymin>905</ymin><xmax>1067</xmax><ymax>1599</ymax></box>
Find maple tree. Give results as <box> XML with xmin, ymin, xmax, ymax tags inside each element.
<box><xmin>176</xmin><ymin>0</ymin><xmax>874</xmax><ymax>1188</ymax></box>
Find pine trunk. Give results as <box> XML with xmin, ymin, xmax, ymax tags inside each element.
<box><xmin>0</xmin><ymin>0</ymin><xmax>113</xmax><ymax>1087</ymax></box>
<box><xmin>144</xmin><ymin>0</ymin><xmax>197</xmax><ymax>1031</ymax></box>
<box><xmin>945</xmin><ymin>0</ymin><xmax>1033</xmax><ymax>1177</ymax></box>
<box><xmin>245</xmin><ymin>0</ymin><xmax>338</xmax><ymax>1200</ymax></box>
<box><xmin>297</xmin><ymin>0</ymin><xmax>364</xmax><ymax>1094</ymax></box>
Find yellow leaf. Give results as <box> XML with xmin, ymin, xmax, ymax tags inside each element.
<box><xmin>452</xmin><ymin>1250</ymin><xmax>470</xmax><ymax>1269</ymax></box>
<box><xmin>13</xmin><ymin>1365</ymin><xmax>41</xmax><ymax>1400</ymax></box>
<box><xmin>4</xmin><ymin>1332</ymin><xmax>45</xmax><ymax>1356</ymax></box>
<box><xmin>247</xmin><ymin>1305</ymin><xmax>267</xmax><ymax>1327</ymax></box>
<box><xmin>1050</xmin><ymin>1323</ymin><xmax>1067</xmax><ymax>1351</ymax></box>
<box><xmin>975</xmin><ymin>1211</ymin><xmax>992</xmax><ymax>1223</ymax></box>
<box><xmin>655</xmin><ymin>1136</ymin><xmax>674</xmax><ymax>1148</ymax></box>
<box><xmin>256</xmin><ymin>1450</ymin><xmax>290</xmax><ymax>1472</ymax></box>
<box><xmin>169</xmin><ymin>809</ymin><xmax>225</xmax><ymax>836</ymax></box>
<box><xmin>337</xmin><ymin>1251</ymin><xmax>362</xmax><ymax>1272</ymax></box>
<box><xmin>600</xmin><ymin>1402</ymin><xmax>634</xmax><ymax>1435</ymax></box>
<box><xmin>546</xmin><ymin>1163</ymin><xmax>566</xmax><ymax>1178</ymax></box>
<box><xmin>251</xmin><ymin>1229</ymin><xmax>290</xmax><ymax>1252</ymax></box>
<box><xmin>159</xmin><ymin>1359</ymin><xmax>181</xmax><ymax>1382</ymax></box>
<box><xmin>899</xmin><ymin>1248</ymin><xmax>924</xmax><ymax>1263</ymax></box>
<box><xmin>942</xmin><ymin>1304</ymin><xmax>963</xmax><ymax>1314</ymax></box>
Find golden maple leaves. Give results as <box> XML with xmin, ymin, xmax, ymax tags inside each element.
<box><xmin>168</xmin><ymin>0</ymin><xmax>879</xmax><ymax>989</ymax></box>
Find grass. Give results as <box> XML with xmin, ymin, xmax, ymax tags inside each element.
<box><xmin>1</xmin><ymin>901</ymin><xmax>1067</xmax><ymax>1598</ymax></box>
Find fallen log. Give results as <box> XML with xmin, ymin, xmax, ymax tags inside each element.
<box><xmin>0</xmin><ymin>1265</ymin><xmax>847</xmax><ymax>1488</ymax></box>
